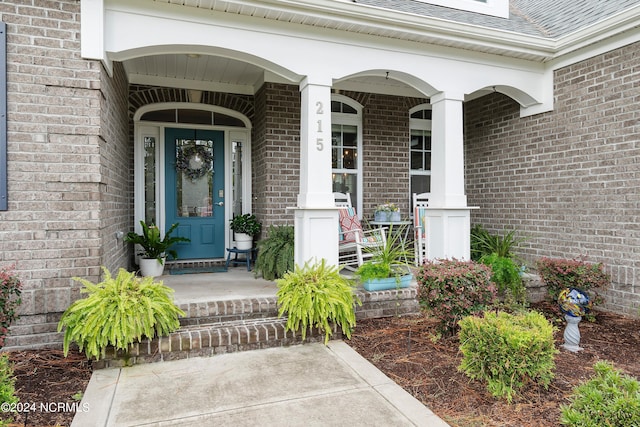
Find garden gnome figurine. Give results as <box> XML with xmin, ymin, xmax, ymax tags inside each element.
<box><xmin>558</xmin><ymin>288</ymin><xmax>592</xmax><ymax>352</ymax></box>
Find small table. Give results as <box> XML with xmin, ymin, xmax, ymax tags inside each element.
<box><xmin>370</xmin><ymin>220</ymin><xmax>413</xmax><ymax>247</ymax></box>
<box><xmin>225</xmin><ymin>247</ymin><xmax>257</xmax><ymax>271</ymax></box>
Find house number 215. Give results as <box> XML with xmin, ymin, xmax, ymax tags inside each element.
<box><xmin>316</xmin><ymin>101</ymin><xmax>324</xmax><ymax>151</ymax></box>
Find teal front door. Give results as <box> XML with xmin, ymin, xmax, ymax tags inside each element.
<box><xmin>165</xmin><ymin>128</ymin><xmax>225</xmax><ymax>259</ymax></box>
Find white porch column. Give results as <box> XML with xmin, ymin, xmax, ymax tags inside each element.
<box><xmin>426</xmin><ymin>92</ymin><xmax>476</xmax><ymax>260</ymax></box>
<box><xmin>292</xmin><ymin>77</ymin><xmax>338</xmax><ymax>267</ymax></box>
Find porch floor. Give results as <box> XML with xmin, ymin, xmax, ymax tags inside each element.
<box><xmin>160</xmin><ymin>266</ymin><xmax>278</xmax><ymax>305</ymax></box>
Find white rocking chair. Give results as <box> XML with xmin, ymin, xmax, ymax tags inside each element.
<box><xmin>413</xmin><ymin>192</ymin><xmax>430</xmax><ymax>266</ymax></box>
<box><xmin>334</xmin><ymin>193</ymin><xmax>386</xmax><ymax>270</ymax></box>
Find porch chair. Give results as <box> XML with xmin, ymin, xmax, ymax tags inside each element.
<box><xmin>334</xmin><ymin>193</ymin><xmax>387</xmax><ymax>270</ymax></box>
<box><xmin>413</xmin><ymin>192</ymin><xmax>430</xmax><ymax>266</ymax></box>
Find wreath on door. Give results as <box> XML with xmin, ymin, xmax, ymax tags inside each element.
<box><xmin>176</xmin><ymin>143</ymin><xmax>214</xmax><ymax>181</ymax></box>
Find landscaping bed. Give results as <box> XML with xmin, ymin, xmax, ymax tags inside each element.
<box><xmin>2</xmin><ymin>301</ymin><xmax>639</xmax><ymax>426</ymax></box>
<box><xmin>349</xmin><ymin>301</ymin><xmax>640</xmax><ymax>427</ymax></box>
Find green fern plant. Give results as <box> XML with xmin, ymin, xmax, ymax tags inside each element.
<box><xmin>276</xmin><ymin>259</ymin><xmax>361</xmax><ymax>344</ymax></box>
<box><xmin>57</xmin><ymin>267</ymin><xmax>185</xmax><ymax>360</ymax></box>
<box><xmin>255</xmin><ymin>225</ymin><xmax>294</xmax><ymax>280</ymax></box>
<box><xmin>0</xmin><ymin>354</ymin><xmax>17</xmax><ymax>426</ymax></box>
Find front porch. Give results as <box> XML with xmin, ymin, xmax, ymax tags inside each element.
<box><xmin>94</xmin><ymin>266</ymin><xmax>421</xmax><ymax>368</ymax></box>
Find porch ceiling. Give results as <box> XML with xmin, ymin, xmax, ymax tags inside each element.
<box><xmin>123</xmin><ymin>54</ymin><xmax>426</xmax><ymax>98</ymax></box>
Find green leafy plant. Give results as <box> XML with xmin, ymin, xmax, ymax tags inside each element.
<box><xmin>276</xmin><ymin>259</ymin><xmax>361</xmax><ymax>344</ymax></box>
<box><xmin>417</xmin><ymin>259</ymin><xmax>496</xmax><ymax>336</ymax></box>
<box><xmin>536</xmin><ymin>257</ymin><xmax>610</xmax><ymax>317</ymax></box>
<box><xmin>0</xmin><ymin>354</ymin><xmax>18</xmax><ymax>426</ymax></box>
<box><xmin>229</xmin><ymin>213</ymin><xmax>262</xmax><ymax>236</ymax></box>
<box><xmin>57</xmin><ymin>267</ymin><xmax>185</xmax><ymax>361</ymax></box>
<box><xmin>124</xmin><ymin>221</ymin><xmax>190</xmax><ymax>264</ymax></box>
<box><xmin>560</xmin><ymin>361</ymin><xmax>640</xmax><ymax>427</ymax></box>
<box><xmin>254</xmin><ymin>225</ymin><xmax>294</xmax><ymax>280</ymax></box>
<box><xmin>459</xmin><ymin>310</ymin><xmax>558</xmax><ymax>403</ymax></box>
<box><xmin>471</xmin><ymin>225</ymin><xmax>526</xmax><ymax>261</ymax></box>
<box><xmin>480</xmin><ymin>253</ymin><xmax>527</xmax><ymax>306</ymax></box>
<box><xmin>356</xmin><ymin>223</ymin><xmax>414</xmax><ymax>281</ymax></box>
<box><xmin>0</xmin><ymin>266</ymin><xmax>22</xmax><ymax>349</ymax></box>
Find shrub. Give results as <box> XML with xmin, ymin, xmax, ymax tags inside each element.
<box><xmin>276</xmin><ymin>259</ymin><xmax>361</xmax><ymax>344</ymax></box>
<box><xmin>560</xmin><ymin>361</ymin><xmax>640</xmax><ymax>427</ymax></box>
<box><xmin>480</xmin><ymin>253</ymin><xmax>526</xmax><ymax>306</ymax></box>
<box><xmin>0</xmin><ymin>354</ymin><xmax>18</xmax><ymax>426</ymax></box>
<box><xmin>536</xmin><ymin>257</ymin><xmax>610</xmax><ymax>308</ymax></box>
<box><xmin>471</xmin><ymin>225</ymin><xmax>526</xmax><ymax>261</ymax></box>
<box><xmin>417</xmin><ymin>259</ymin><xmax>496</xmax><ymax>336</ymax></box>
<box><xmin>255</xmin><ymin>225</ymin><xmax>294</xmax><ymax>280</ymax></box>
<box><xmin>459</xmin><ymin>310</ymin><xmax>558</xmax><ymax>403</ymax></box>
<box><xmin>57</xmin><ymin>267</ymin><xmax>185</xmax><ymax>360</ymax></box>
<box><xmin>0</xmin><ymin>266</ymin><xmax>22</xmax><ymax>349</ymax></box>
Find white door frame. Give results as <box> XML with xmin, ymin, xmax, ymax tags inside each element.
<box><xmin>133</xmin><ymin>103</ymin><xmax>252</xmax><ymax>259</ymax></box>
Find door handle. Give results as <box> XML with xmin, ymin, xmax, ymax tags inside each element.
<box><xmin>216</xmin><ymin>202</ymin><xmax>224</xmax><ymax>206</ymax></box>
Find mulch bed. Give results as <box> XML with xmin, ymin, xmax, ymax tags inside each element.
<box><xmin>348</xmin><ymin>301</ymin><xmax>640</xmax><ymax>427</ymax></box>
<box><xmin>1</xmin><ymin>301</ymin><xmax>639</xmax><ymax>426</ymax></box>
<box><xmin>2</xmin><ymin>350</ymin><xmax>91</xmax><ymax>427</ymax></box>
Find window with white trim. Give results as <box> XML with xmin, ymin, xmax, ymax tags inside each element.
<box><xmin>409</xmin><ymin>105</ymin><xmax>432</xmax><ymax>198</ymax></box>
<box><xmin>331</xmin><ymin>96</ymin><xmax>362</xmax><ymax>214</ymax></box>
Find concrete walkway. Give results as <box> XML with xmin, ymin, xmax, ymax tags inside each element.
<box><xmin>72</xmin><ymin>341</ymin><xmax>450</xmax><ymax>427</ymax></box>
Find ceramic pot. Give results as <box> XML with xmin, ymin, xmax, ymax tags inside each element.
<box><xmin>139</xmin><ymin>257</ymin><xmax>165</xmax><ymax>277</ymax></box>
<box><xmin>374</xmin><ymin>211</ymin><xmax>389</xmax><ymax>222</ymax></box>
<box><xmin>235</xmin><ymin>233</ymin><xmax>253</xmax><ymax>250</ymax></box>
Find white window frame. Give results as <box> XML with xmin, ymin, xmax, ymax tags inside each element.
<box><xmin>331</xmin><ymin>95</ymin><xmax>363</xmax><ymax>214</ymax></box>
<box><xmin>409</xmin><ymin>104</ymin><xmax>432</xmax><ymax>204</ymax></box>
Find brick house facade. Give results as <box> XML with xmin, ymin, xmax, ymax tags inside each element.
<box><xmin>466</xmin><ymin>41</ymin><xmax>640</xmax><ymax>316</ymax></box>
<box><xmin>0</xmin><ymin>0</ymin><xmax>639</xmax><ymax>348</ymax></box>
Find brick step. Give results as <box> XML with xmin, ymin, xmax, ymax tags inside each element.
<box><xmin>177</xmin><ymin>296</ymin><xmax>280</xmax><ymax>327</ymax></box>
<box><xmin>93</xmin><ymin>317</ymin><xmax>332</xmax><ymax>369</ymax></box>
<box><xmin>92</xmin><ymin>284</ymin><xmax>421</xmax><ymax>369</ymax></box>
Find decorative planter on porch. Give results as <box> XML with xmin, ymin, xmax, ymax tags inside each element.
<box><xmin>235</xmin><ymin>233</ymin><xmax>253</xmax><ymax>250</ymax></box>
<box><xmin>363</xmin><ymin>274</ymin><xmax>412</xmax><ymax>291</ymax></box>
<box><xmin>139</xmin><ymin>257</ymin><xmax>166</xmax><ymax>277</ymax></box>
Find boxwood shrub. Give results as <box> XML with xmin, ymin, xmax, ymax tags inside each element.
<box><xmin>458</xmin><ymin>310</ymin><xmax>558</xmax><ymax>402</ymax></box>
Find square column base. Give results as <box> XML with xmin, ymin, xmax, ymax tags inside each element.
<box><xmin>424</xmin><ymin>207</ymin><xmax>478</xmax><ymax>260</ymax></box>
<box><xmin>291</xmin><ymin>208</ymin><xmax>339</xmax><ymax>267</ymax></box>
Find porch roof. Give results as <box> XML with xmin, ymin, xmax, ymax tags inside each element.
<box><xmin>147</xmin><ymin>0</ymin><xmax>640</xmax><ymax>62</ymax></box>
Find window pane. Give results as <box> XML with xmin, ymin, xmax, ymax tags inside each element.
<box><xmin>343</xmin><ymin>148</ymin><xmax>356</xmax><ymax>169</ymax></box>
<box><xmin>177</xmin><ymin>109</ymin><xmax>213</xmax><ymax>125</ymax></box>
<box><xmin>215</xmin><ymin>113</ymin><xmax>245</xmax><ymax>127</ymax></box>
<box><xmin>343</xmin><ymin>125</ymin><xmax>357</xmax><ymax>146</ymax></box>
<box><xmin>411</xmin><ymin>151</ymin><xmax>423</xmax><ymax>170</ymax></box>
<box><xmin>141</xmin><ymin>109</ymin><xmax>176</xmax><ymax>123</ymax></box>
<box><xmin>143</xmin><ymin>136</ymin><xmax>157</xmax><ymax>224</ymax></box>
<box><xmin>425</xmin><ymin>153</ymin><xmax>431</xmax><ymax>171</ymax></box>
<box><xmin>333</xmin><ymin>173</ymin><xmax>358</xmax><ymax>207</ymax></box>
<box><xmin>411</xmin><ymin>175</ymin><xmax>430</xmax><ymax>195</ymax></box>
<box><xmin>175</xmin><ymin>139</ymin><xmax>214</xmax><ymax>218</ymax></box>
<box><xmin>232</xmin><ymin>141</ymin><xmax>243</xmax><ymax>218</ymax></box>
<box><xmin>332</xmin><ymin>147</ymin><xmax>339</xmax><ymax>168</ymax></box>
<box><xmin>410</xmin><ymin>130</ymin><xmax>424</xmax><ymax>150</ymax></box>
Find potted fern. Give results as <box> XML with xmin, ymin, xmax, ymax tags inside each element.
<box><xmin>57</xmin><ymin>267</ymin><xmax>185</xmax><ymax>362</ymax></box>
<box><xmin>355</xmin><ymin>224</ymin><xmax>414</xmax><ymax>291</ymax></box>
<box><xmin>276</xmin><ymin>259</ymin><xmax>361</xmax><ymax>344</ymax></box>
<box><xmin>255</xmin><ymin>225</ymin><xmax>294</xmax><ymax>280</ymax></box>
<box><xmin>124</xmin><ymin>221</ymin><xmax>190</xmax><ymax>276</ymax></box>
<box><xmin>230</xmin><ymin>214</ymin><xmax>262</xmax><ymax>250</ymax></box>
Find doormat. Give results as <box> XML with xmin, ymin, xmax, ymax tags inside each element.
<box><xmin>169</xmin><ymin>266</ymin><xmax>228</xmax><ymax>275</ymax></box>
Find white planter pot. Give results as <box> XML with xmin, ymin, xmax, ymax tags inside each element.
<box><xmin>235</xmin><ymin>233</ymin><xmax>254</xmax><ymax>250</ymax></box>
<box><xmin>139</xmin><ymin>257</ymin><xmax>165</xmax><ymax>277</ymax></box>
